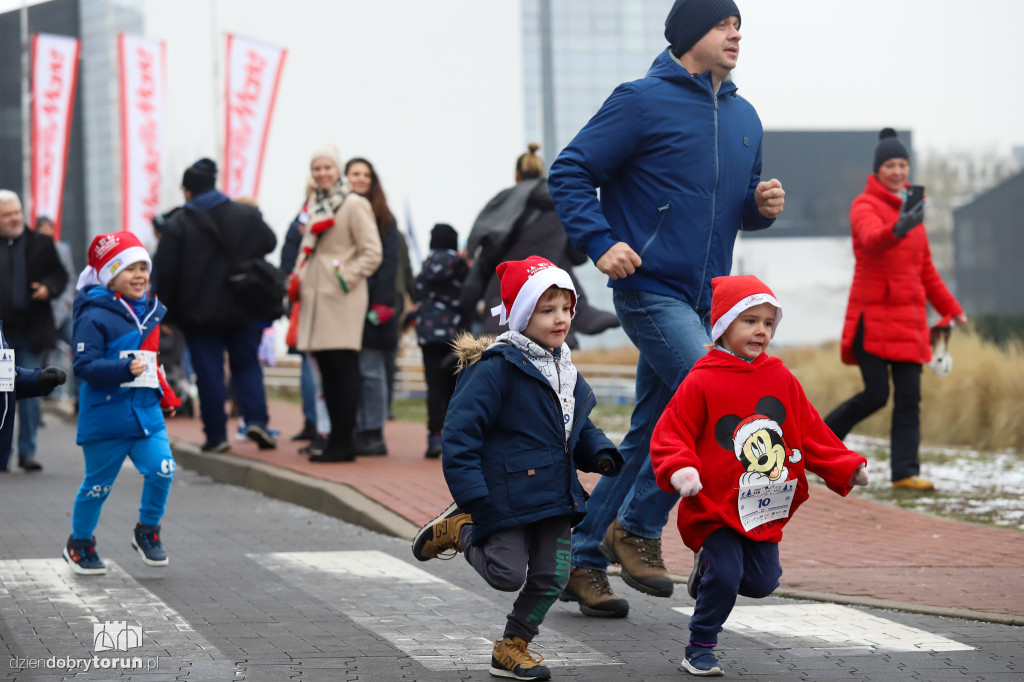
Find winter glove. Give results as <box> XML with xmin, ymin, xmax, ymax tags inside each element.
<box><xmin>367</xmin><ymin>303</ymin><xmax>395</xmax><ymax>326</ymax></box>
<box><xmin>286</xmin><ymin>273</ymin><xmax>300</xmax><ymax>302</ymax></box>
<box><xmin>670</xmin><ymin>467</ymin><xmax>702</xmax><ymax>497</ymax></box>
<box><xmin>892</xmin><ymin>197</ymin><xmax>925</xmax><ymax>238</ymax></box>
<box><xmin>849</xmin><ymin>464</ymin><xmax>869</xmax><ymax>487</ymax></box>
<box><xmin>39</xmin><ymin>366</ymin><xmax>67</xmax><ymax>393</ymax></box>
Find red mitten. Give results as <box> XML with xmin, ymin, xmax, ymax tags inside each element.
<box><xmin>369</xmin><ymin>303</ymin><xmax>394</xmax><ymax>325</ymax></box>
<box><xmin>286</xmin><ymin>273</ymin><xmax>300</xmax><ymax>302</ymax></box>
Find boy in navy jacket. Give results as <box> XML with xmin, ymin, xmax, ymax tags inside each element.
<box><xmin>1</xmin><ymin>321</ymin><xmax>66</xmax><ymax>471</ymax></box>
<box><xmin>411</xmin><ymin>256</ymin><xmax>623</xmax><ymax>681</ymax></box>
<box><xmin>64</xmin><ymin>232</ymin><xmax>180</xmax><ymax>575</ymax></box>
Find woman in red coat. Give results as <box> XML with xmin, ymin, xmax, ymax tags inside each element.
<box><xmin>824</xmin><ymin>129</ymin><xmax>966</xmax><ymax>491</ymax></box>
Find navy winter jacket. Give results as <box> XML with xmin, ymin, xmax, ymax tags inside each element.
<box><xmin>72</xmin><ymin>287</ymin><xmax>169</xmax><ymax>444</ymax></box>
<box><xmin>441</xmin><ymin>339</ymin><xmax>622</xmax><ymax>546</ymax></box>
<box><xmin>1</xmin><ymin>321</ymin><xmax>53</xmax><ymax>469</ymax></box>
<box><xmin>549</xmin><ymin>48</ymin><xmax>775</xmax><ymax>311</ymax></box>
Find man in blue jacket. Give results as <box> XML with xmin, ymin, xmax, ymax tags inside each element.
<box><xmin>549</xmin><ymin>0</ymin><xmax>785</xmax><ymax>619</ymax></box>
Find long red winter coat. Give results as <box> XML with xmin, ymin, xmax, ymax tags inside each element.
<box><xmin>839</xmin><ymin>174</ymin><xmax>963</xmax><ymax>365</ymax></box>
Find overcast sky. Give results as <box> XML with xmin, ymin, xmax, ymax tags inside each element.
<box><xmin>734</xmin><ymin>0</ymin><xmax>1024</xmax><ymax>156</ymax></box>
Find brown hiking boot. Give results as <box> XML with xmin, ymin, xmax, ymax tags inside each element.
<box><xmin>598</xmin><ymin>517</ymin><xmax>674</xmax><ymax>597</ymax></box>
<box><xmin>411</xmin><ymin>502</ymin><xmax>471</xmax><ymax>561</ymax></box>
<box><xmin>559</xmin><ymin>566</ymin><xmax>629</xmax><ymax>618</ymax></box>
<box><xmin>892</xmin><ymin>476</ymin><xmax>935</xmax><ymax>491</ymax></box>
<box><xmin>490</xmin><ymin>636</ymin><xmax>550</xmax><ymax>680</ymax></box>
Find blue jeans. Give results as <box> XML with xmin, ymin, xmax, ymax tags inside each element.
<box><xmin>571</xmin><ymin>289</ymin><xmax>711</xmax><ymax>570</ymax></box>
<box><xmin>185</xmin><ymin>322</ymin><xmax>269</xmax><ymax>445</ymax></box>
<box><xmin>300</xmin><ymin>353</ymin><xmax>316</xmax><ymax>424</ymax></box>
<box><xmin>10</xmin><ymin>344</ymin><xmax>42</xmax><ymax>458</ymax></box>
<box><xmin>356</xmin><ymin>348</ymin><xmax>388</xmax><ymax>431</ymax></box>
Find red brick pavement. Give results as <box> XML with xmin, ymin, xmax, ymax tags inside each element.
<box><xmin>166</xmin><ymin>399</ymin><xmax>1024</xmax><ymax>621</ymax></box>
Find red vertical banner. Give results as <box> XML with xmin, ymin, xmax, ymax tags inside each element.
<box><xmin>119</xmin><ymin>34</ymin><xmax>166</xmax><ymax>246</ymax></box>
<box><xmin>30</xmin><ymin>33</ymin><xmax>81</xmax><ymax>239</ymax></box>
<box><xmin>223</xmin><ymin>33</ymin><xmax>287</xmax><ymax>200</ymax></box>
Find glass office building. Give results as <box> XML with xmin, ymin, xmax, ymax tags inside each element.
<box><xmin>521</xmin><ymin>0</ymin><xmax>668</xmax><ymax>168</ymax></box>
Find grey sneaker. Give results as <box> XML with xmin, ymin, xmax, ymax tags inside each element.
<box><xmin>246</xmin><ymin>423</ymin><xmax>277</xmax><ymax>450</ymax></box>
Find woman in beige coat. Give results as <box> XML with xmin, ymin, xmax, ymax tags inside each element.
<box><xmin>294</xmin><ymin>144</ymin><xmax>382</xmax><ymax>462</ymax></box>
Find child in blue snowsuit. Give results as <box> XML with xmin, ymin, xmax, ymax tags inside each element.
<box><xmin>1</xmin><ymin>321</ymin><xmax>67</xmax><ymax>471</ymax></box>
<box><xmin>64</xmin><ymin>231</ymin><xmax>180</xmax><ymax>575</ymax></box>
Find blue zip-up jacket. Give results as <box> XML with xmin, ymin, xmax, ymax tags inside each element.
<box><xmin>442</xmin><ymin>336</ymin><xmax>623</xmax><ymax>546</ymax></box>
<box><xmin>72</xmin><ymin>286</ymin><xmax>169</xmax><ymax>444</ymax></box>
<box><xmin>549</xmin><ymin>48</ymin><xmax>775</xmax><ymax>311</ymax></box>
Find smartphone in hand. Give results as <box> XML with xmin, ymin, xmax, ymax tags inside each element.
<box><xmin>904</xmin><ymin>184</ymin><xmax>925</xmax><ymax>212</ymax></box>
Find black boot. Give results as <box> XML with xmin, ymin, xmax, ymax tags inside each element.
<box><xmin>290</xmin><ymin>419</ymin><xmax>317</xmax><ymax>441</ymax></box>
<box><xmin>299</xmin><ymin>433</ymin><xmax>326</xmax><ymax>456</ymax></box>
<box><xmin>19</xmin><ymin>456</ymin><xmax>43</xmax><ymax>472</ymax></box>
<box><xmin>310</xmin><ymin>434</ymin><xmax>355</xmax><ymax>463</ymax></box>
<box><xmin>354</xmin><ymin>429</ymin><xmax>387</xmax><ymax>456</ymax></box>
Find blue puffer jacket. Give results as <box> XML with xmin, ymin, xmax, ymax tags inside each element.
<box><xmin>72</xmin><ymin>287</ymin><xmax>168</xmax><ymax>444</ymax></box>
<box><xmin>441</xmin><ymin>336</ymin><xmax>623</xmax><ymax>546</ymax></box>
<box><xmin>549</xmin><ymin>48</ymin><xmax>775</xmax><ymax>311</ymax></box>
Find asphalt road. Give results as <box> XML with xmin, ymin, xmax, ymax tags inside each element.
<box><xmin>0</xmin><ymin>414</ymin><xmax>1021</xmax><ymax>681</ymax></box>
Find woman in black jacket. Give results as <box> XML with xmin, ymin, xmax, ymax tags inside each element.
<box><xmin>346</xmin><ymin>158</ymin><xmax>399</xmax><ymax>456</ymax></box>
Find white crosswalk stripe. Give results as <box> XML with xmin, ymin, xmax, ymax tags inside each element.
<box><xmin>0</xmin><ymin>558</ymin><xmax>237</xmax><ymax>678</ymax></box>
<box><xmin>673</xmin><ymin>603</ymin><xmax>974</xmax><ymax>652</ymax></box>
<box><xmin>251</xmin><ymin>549</ymin><xmax>621</xmax><ymax>671</ymax></box>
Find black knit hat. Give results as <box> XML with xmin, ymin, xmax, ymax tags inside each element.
<box><xmin>430</xmin><ymin>223</ymin><xmax>458</xmax><ymax>251</ymax></box>
<box><xmin>182</xmin><ymin>157</ymin><xmax>218</xmax><ymax>195</ymax></box>
<box><xmin>665</xmin><ymin>0</ymin><xmax>741</xmax><ymax>59</ymax></box>
<box><xmin>873</xmin><ymin>128</ymin><xmax>909</xmax><ymax>173</ymax></box>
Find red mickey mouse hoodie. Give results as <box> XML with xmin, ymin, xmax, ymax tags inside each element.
<box><xmin>651</xmin><ymin>348</ymin><xmax>866</xmax><ymax>552</ymax></box>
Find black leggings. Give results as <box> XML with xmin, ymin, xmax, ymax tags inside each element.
<box><xmin>420</xmin><ymin>343</ymin><xmax>459</xmax><ymax>435</ymax></box>
<box><xmin>312</xmin><ymin>349</ymin><xmax>361</xmax><ymax>450</ymax></box>
<box><xmin>824</xmin><ymin>322</ymin><xmax>922</xmax><ymax>481</ymax></box>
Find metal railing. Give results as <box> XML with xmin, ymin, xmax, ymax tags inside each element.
<box><xmin>263</xmin><ymin>350</ymin><xmax>638</xmax><ymax>406</ymax></box>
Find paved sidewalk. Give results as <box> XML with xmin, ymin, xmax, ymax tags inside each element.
<box><xmin>163</xmin><ymin>398</ymin><xmax>1024</xmax><ymax>626</ymax></box>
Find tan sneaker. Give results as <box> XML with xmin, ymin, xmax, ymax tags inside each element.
<box><xmin>599</xmin><ymin>517</ymin><xmax>674</xmax><ymax>597</ymax></box>
<box><xmin>490</xmin><ymin>636</ymin><xmax>550</xmax><ymax>680</ymax></box>
<box><xmin>558</xmin><ymin>566</ymin><xmax>629</xmax><ymax>618</ymax></box>
<box><xmin>892</xmin><ymin>476</ymin><xmax>935</xmax><ymax>491</ymax></box>
<box><xmin>411</xmin><ymin>502</ymin><xmax>471</xmax><ymax>561</ymax></box>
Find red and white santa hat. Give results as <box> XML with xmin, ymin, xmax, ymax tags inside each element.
<box><xmin>76</xmin><ymin>231</ymin><xmax>151</xmax><ymax>291</ymax></box>
<box><xmin>710</xmin><ymin>274</ymin><xmax>783</xmax><ymax>343</ymax></box>
<box><xmin>491</xmin><ymin>255</ymin><xmax>576</xmax><ymax>332</ymax></box>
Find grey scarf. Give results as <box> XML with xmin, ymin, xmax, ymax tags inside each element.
<box><xmin>497</xmin><ymin>330</ymin><xmax>578</xmax><ymax>440</ymax></box>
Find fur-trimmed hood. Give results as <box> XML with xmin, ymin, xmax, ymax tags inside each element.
<box><xmin>451</xmin><ymin>331</ymin><xmax>498</xmax><ymax>373</ymax></box>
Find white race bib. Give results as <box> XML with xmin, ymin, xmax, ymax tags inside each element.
<box><xmin>0</xmin><ymin>349</ymin><xmax>14</xmax><ymax>392</ymax></box>
<box><xmin>558</xmin><ymin>392</ymin><xmax>575</xmax><ymax>440</ymax></box>
<box><xmin>119</xmin><ymin>350</ymin><xmax>160</xmax><ymax>389</ymax></box>
<box><xmin>737</xmin><ymin>479</ymin><xmax>796</xmax><ymax>532</ymax></box>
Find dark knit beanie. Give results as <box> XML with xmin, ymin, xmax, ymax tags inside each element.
<box><xmin>429</xmin><ymin>223</ymin><xmax>458</xmax><ymax>251</ymax></box>
<box><xmin>182</xmin><ymin>157</ymin><xmax>218</xmax><ymax>194</ymax></box>
<box><xmin>665</xmin><ymin>0</ymin><xmax>741</xmax><ymax>58</ymax></box>
<box><xmin>873</xmin><ymin>128</ymin><xmax>909</xmax><ymax>172</ymax></box>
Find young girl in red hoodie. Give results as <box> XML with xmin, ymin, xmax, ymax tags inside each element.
<box><xmin>651</xmin><ymin>275</ymin><xmax>869</xmax><ymax>677</ymax></box>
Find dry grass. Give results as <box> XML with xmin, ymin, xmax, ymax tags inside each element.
<box><xmin>577</xmin><ymin>329</ymin><xmax>1024</xmax><ymax>453</ymax></box>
